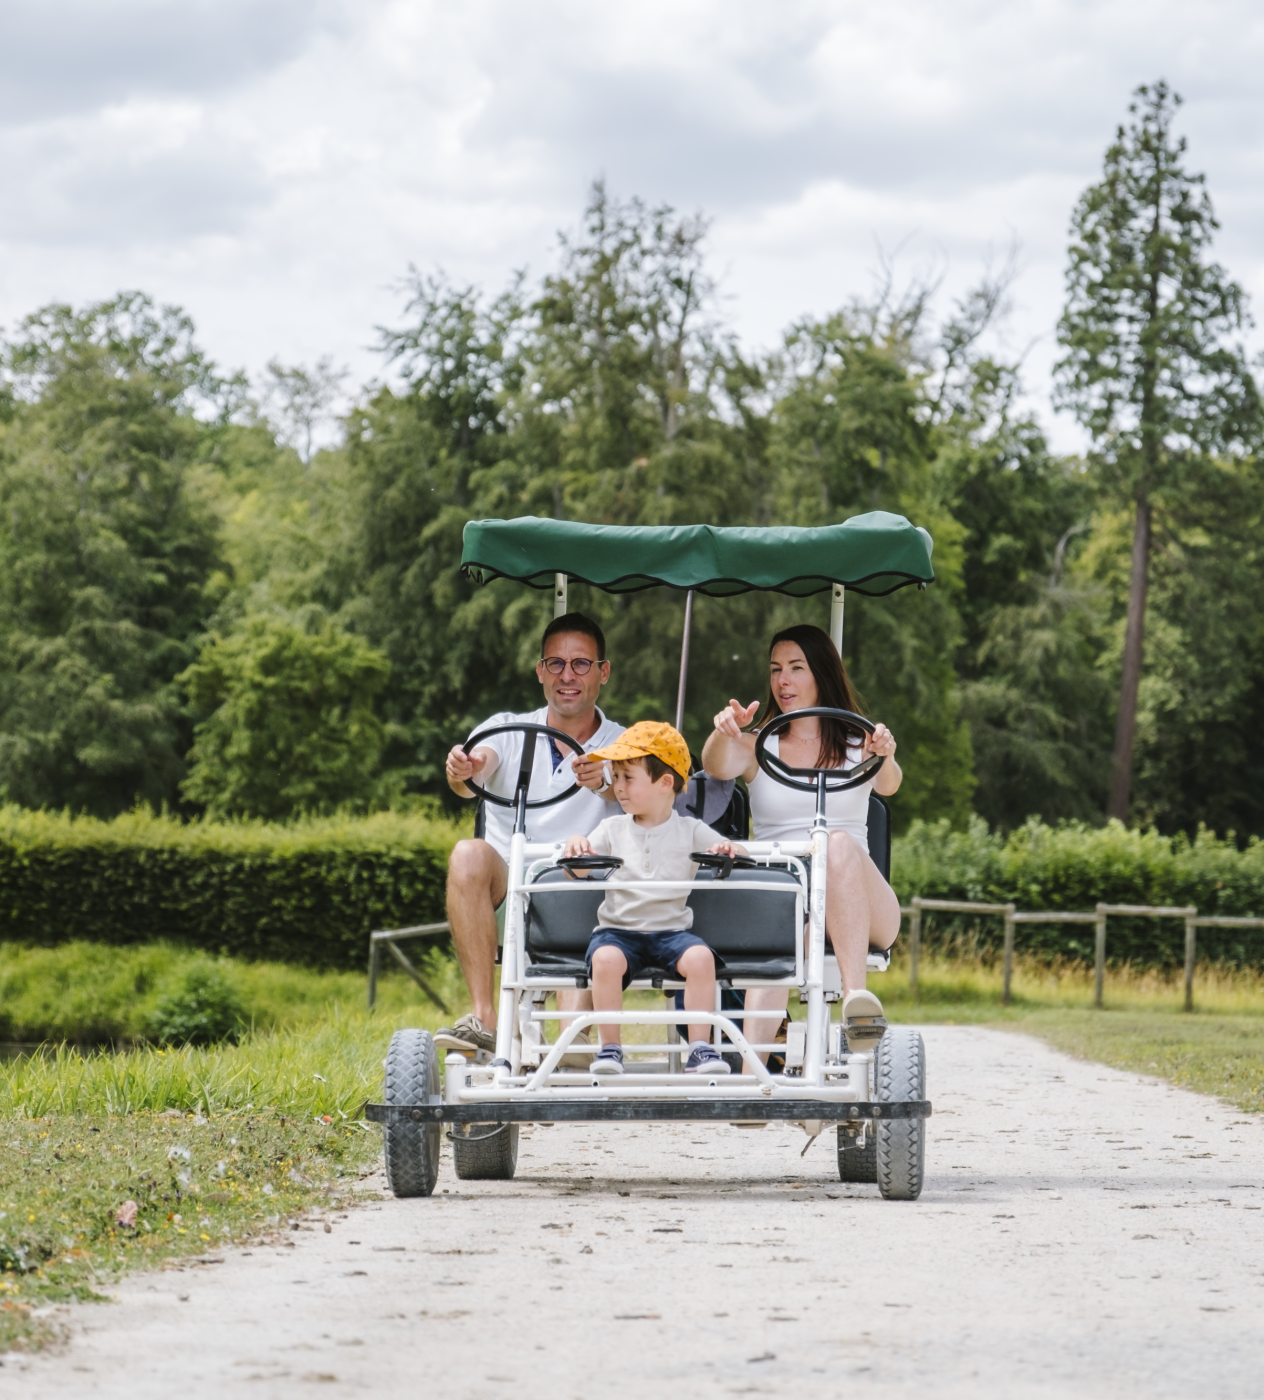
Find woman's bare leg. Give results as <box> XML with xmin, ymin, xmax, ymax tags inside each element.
<box><xmin>825</xmin><ymin>832</ymin><xmax>902</xmax><ymax>994</ymax></box>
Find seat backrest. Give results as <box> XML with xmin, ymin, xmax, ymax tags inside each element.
<box><xmin>524</xmin><ymin>865</ymin><xmax>801</xmax><ymax>960</ymax></box>
<box><xmin>672</xmin><ymin>769</ymin><xmax>750</xmax><ymax>840</ymax></box>
<box><xmin>524</xmin><ymin>868</ymin><xmax>605</xmax><ymax>957</ymax></box>
<box><xmin>684</xmin><ymin>866</ymin><xmax>799</xmax><ymax>956</ymax></box>
<box><xmin>867</xmin><ymin>793</ymin><xmax>891</xmax><ymax>885</ymax></box>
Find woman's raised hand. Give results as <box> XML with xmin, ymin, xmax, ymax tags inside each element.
<box><xmin>863</xmin><ymin>723</ymin><xmax>897</xmax><ymax>759</ymax></box>
<box><xmin>712</xmin><ymin>699</ymin><xmax>760</xmax><ymax>739</ymax></box>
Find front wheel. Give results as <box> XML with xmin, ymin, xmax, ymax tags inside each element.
<box><xmin>875</xmin><ymin>1027</ymin><xmax>926</xmax><ymax>1200</ymax></box>
<box><xmin>382</xmin><ymin>1029</ymin><xmax>441</xmax><ymax>1197</ymax></box>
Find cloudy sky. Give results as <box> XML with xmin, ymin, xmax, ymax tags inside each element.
<box><xmin>5</xmin><ymin>0</ymin><xmax>1264</xmax><ymax>449</ymax></box>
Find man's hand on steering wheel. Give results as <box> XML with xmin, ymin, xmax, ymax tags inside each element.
<box><xmin>446</xmin><ymin>743</ymin><xmax>491</xmax><ymax>789</ymax></box>
<box><xmin>571</xmin><ymin>756</ymin><xmax>608</xmax><ymax>792</ymax></box>
<box><xmin>863</xmin><ymin>723</ymin><xmax>897</xmax><ymax>761</ymax></box>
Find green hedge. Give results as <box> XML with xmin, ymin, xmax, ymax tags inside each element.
<box><xmin>893</xmin><ymin>818</ymin><xmax>1264</xmax><ymax>967</ymax></box>
<box><xmin>0</xmin><ymin>808</ymin><xmax>463</xmax><ymax>972</ymax></box>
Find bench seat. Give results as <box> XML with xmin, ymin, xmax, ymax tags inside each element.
<box><xmin>523</xmin><ymin>864</ymin><xmax>801</xmax><ymax>985</ymax></box>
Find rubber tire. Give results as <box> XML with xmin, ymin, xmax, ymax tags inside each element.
<box><xmin>451</xmin><ymin>1122</ymin><xmax>520</xmax><ymax>1180</ymax></box>
<box><xmin>875</xmin><ymin>1026</ymin><xmax>926</xmax><ymax>1201</ymax></box>
<box><xmin>837</xmin><ymin>1131</ymin><xmax>877</xmax><ymax>1183</ymax></box>
<box><xmin>382</xmin><ymin>1029</ymin><xmax>441</xmax><ymax>1198</ymax></box>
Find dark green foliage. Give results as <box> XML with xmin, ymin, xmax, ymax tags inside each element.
<box><xmin>894</xmin><ymin>817</ymin><xmax>1264</xmax><ymax>967</ymax></box>
<box><xmin>145</xmin><ymin>964</ymin><xmax>245</xmax><ymax>1046</ymax></box>
<box><xmin>0</xmin><ymin>162</ymin><xmax>1261</xmax><ymax>847</ymax></box>
<box><xmin>1055</xmin><ymin>82</ymin><xmax>1263</xmax><ymax>820</ymax></box>
<box><xmin>0</xmin><ymin>808</ymin><xmax>456</xmax><ymax>971</ymax></box>
<box><xmin>0</xmin><ymin>294</ymin><xmax>227</xmax><ymax>816</ymax></box>
<box><xmin>180</xmin><ymin>615</ymin><xmax>391</xmax><ymax>819</ymax></box>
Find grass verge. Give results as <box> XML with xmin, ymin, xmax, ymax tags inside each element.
<box><xmin>6</xmin><ymin>946</ymin><xmax>1264</xmax><ymax>1352</ymax></box>
<box><xmin>0</xmin><ymin>973</ymin><xmax>460</xmax><ymax>1354</ymax></box>
<box><xmin>876</xmin><ymin>949</ymin><xmax>1264</xmax><ymax>1114</ymax></box>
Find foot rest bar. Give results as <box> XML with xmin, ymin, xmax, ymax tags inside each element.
<box><xmin>364</xmin><ymin>1099</ymin><xmax>932</xmax><ymax>1124</ymax></box>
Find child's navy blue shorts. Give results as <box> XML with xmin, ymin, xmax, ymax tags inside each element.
<box><xmin>585</xmin><ymin>929</ymin><xmax>718</xmax><ymax>989</ymax></box>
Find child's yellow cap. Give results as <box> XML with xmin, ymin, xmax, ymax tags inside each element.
<box><xmin>589</xmin><ymin>721</ymin><xmax>692</xmax><ymax>782</ymax></box>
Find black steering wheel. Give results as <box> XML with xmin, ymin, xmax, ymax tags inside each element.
<box><xmin>754</xmin><ymin>707</ymin><xmax>884</xmax><ymax>797</ymax></box>
<box><xmin>689</xmin><ymin>851</ymin><xmax>758</xmax><ymax>881</ymax></box>
<box><xmin>460</xmin><ymin>722</ymin><xmax>589</xmax><ymax>833</ymax></box>
<box><xmin>556</xmin><ymin>855</ymin><xmax>624</xmax><ymax>881</ymax></box>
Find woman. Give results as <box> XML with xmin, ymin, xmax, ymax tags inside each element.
<box><xmin>700</xmin><ymin>623</ymin><xmax>902</xmax><ymax>1054</ymax></box>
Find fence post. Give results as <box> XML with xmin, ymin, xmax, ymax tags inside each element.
<box><xmin>1184</xmin><ymin>916</ymin><xmax>1197</xmax><ymax>1014</ymax></box>
<box><xmin>1094</xmin><ymin>904</ymin><xmax>1107</xmax><ymax>1009</ymax></box>
<box><xmin>367</xmin><ymin>937</ymin><xmax>381</xmax><ymax>1011</ymax></box>
<box><xmin>909</xmin><ymin>898</ymin><xmax>922</xmax><ymax>997</ymax></box>
<box><xmin>1002</xmin><ymin>904</ymin><xmax>1017</xmax><ymax>1006</ymax></box>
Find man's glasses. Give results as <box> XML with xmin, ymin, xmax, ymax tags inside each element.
<box><xmin>540</xmin><ymin>656</ymin><xmax>602</xmax><ymax>676</ymax></box>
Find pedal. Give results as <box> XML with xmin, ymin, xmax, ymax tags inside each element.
<box><xmin>842</xmin><ymin>1016</ymin><xmax>888</xmax><ymax>1052</ymax></box>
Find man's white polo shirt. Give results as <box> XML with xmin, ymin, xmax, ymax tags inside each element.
<box><xmin>470</xmin><ymin>706</ymin><xmax>625</xmax><ymax>861</ymax></box>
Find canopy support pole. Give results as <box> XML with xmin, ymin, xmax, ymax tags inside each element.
<box><xmin>830</xmin><ymin>583</ymin><xmax>845</xmax><ymax>656</ymax></box>
<box><xmin>554</xmin><ymin>573</ymin><xmax>568</xmax><ymax>618</ymax></box>
<box><xmin>674</xmin><ymin>590</ymin><xmax>695</xmax><ymax>734</ymax></box>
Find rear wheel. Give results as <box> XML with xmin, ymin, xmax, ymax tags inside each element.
<box><xmin>382</xmin><ymin>1029</ymin><xmax>441</xmax><ymax>1198</ymax></box>
<box><xmin>875</xmin><ymin>1027</ymin><xmax>926</xmax><ymax>1201</ymax></box>
<box><xmin>451</xmin><ymin>1122</ymin><xmax>519</xmax><ymax>1180</ymax></box>
<box><xmin>837</xmin><ymin>1128</ymin><xmax>877</xmax><ymax>1182</ymax></box>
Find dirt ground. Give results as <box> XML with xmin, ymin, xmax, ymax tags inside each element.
<box><xmin>4</xmin><ymin>1025</ymin><xmax>1263</xmax><ymax>1399</ymax></box>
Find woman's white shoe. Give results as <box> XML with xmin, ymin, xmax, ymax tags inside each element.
<box><xmin>841</xmin><ymin>988</ymin><xmax>888</xmax><ymax>1052</ymax></box>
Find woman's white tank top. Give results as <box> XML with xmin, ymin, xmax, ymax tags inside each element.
<box><xmin>746</xmin><ymin>733</ymin><xmax>873</xmax><ymax>853</ymax></box>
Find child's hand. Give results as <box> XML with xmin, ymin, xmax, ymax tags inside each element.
<box><xmin>706</xmin><ymin>840</ymin><xmax>749</xmax><ymax>858</ymax></box>
<box><xmin>561</xmin><ymin>835</ymin><xmax>593</xmax><ymax>859</ymax></box>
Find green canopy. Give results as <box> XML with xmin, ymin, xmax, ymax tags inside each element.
<box><xmin>460</xmin><ymin>511</ymin><xmax>934</xmax><ymax>598</ymax></box>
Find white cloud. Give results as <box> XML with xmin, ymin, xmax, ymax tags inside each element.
<box><xmin>3</xmin><ymin>0</ymin><xmax>1264</xmax><ymax>454</ymax></box>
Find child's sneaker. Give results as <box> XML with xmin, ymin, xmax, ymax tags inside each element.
<box><xmin>590</xmin><ymin>1044</ymin><xmax>624</xmax><ymax>1075</ymax></box>
<box><xmin>683</xmin><ymin>1043</ymin><xmax>731</xmax><ymax>1075</ymax></box>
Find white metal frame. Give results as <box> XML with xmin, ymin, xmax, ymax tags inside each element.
<box><xmin>438</xmin><ymin>827</ymin><xmax>886</xmax><ymax>1123</ymax></box>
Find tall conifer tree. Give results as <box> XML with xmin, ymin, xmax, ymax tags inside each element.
<box><xmin>1055</xmin><ymin>82</ymin><xmax>1260</xmax><ymax>821</ymax></box>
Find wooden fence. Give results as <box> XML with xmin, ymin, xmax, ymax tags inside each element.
<box><xmin>903</xmin><ymin>898</ymin><xmax>1264</xmax><ymax>1010</ymax></box>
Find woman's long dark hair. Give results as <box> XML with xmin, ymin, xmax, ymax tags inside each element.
<box><xmin>755</xmin><ymin>624</ymin><xmax>866</xmax><ymax>770</ymax></box>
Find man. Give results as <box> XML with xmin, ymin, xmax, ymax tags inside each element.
<box><xmin>436</xmin><ymin>612</ymin><xmax>624</xmax><ymax>1056</ymax></box>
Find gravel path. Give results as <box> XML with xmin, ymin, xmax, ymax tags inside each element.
<box><xmin>5</xmin><ymin>1025</ymin><xmax>1264</xmax><ymax>1399</ymax></box>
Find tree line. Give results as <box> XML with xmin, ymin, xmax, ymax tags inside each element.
<box><xmin>0</xmin><ymin>82</ymin><xmax>1260</xmax><ymax>839</ymax></box>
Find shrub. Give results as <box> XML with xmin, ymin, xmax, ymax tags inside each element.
<box><xmin>892</xmin><ymin>817</ymin><xmax>1264</xmax><ymax>967</ymax></box>
<box><xmin>145</xmin><ymin>964</ymin><xmax>245</xmax><ymax>1046</ymax></box>
<box><xmin>179</xmin><ymin>616</ymin><xmax>391</xmax><ymax>820</ymax></box>
<box><xmin>0</xmin><ymin>806</ymin><xmax>462</xmax><ymax>972</ymax></box>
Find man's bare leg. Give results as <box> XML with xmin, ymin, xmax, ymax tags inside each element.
<box><xmin>445</xmin><ymin>838</ymin><xmax>507</xmax><ymax>1029</ymax></box>
<box><xmin>740</xmin><ymin>986</ymin><xmax>788</xmax><ymax>1066</ymax></box>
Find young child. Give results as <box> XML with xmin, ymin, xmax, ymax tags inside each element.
<box><xmin>560</xmin><ymin>721</ymin><xmax>747</xmax><ymax>1076</ymax></box>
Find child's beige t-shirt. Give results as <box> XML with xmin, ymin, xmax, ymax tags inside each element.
<box><xmin>586</xmin><ymin>811</ymin><xmax>727</xmax><ymax>933</ymax></box>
